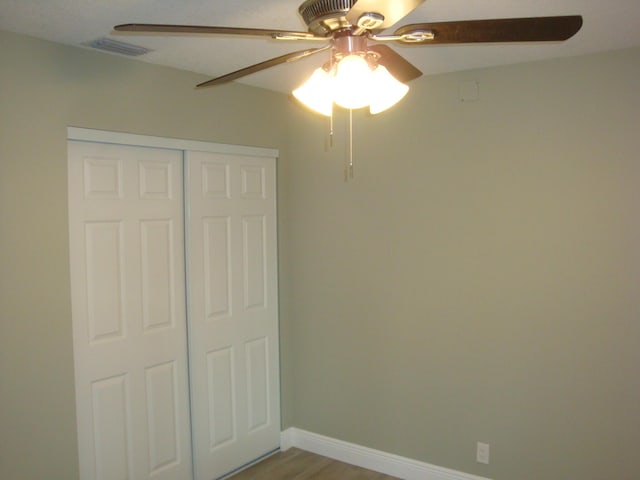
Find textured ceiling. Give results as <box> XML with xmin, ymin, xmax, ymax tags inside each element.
<box><xmin>1</xmin><ymin>0</ymin><xmax>639</xmax><ymax>93</ymax></box>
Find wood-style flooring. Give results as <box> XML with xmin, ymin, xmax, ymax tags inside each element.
<box><xmin>228</xmin><ymin>448</ymin><xmax>399</xmax><ymax>479</ymax></box>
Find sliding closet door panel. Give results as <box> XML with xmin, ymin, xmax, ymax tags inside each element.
<box><xmin>187</xmin><ymin>151</ymin><xmax>279</xmax><ymax>480</ymax></box>
<box><xmin>69</xmin><ymin>141</ymin><xmax>192</xmax><ymax>480</ymax></box>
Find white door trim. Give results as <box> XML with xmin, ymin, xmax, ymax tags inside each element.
<box><xmin>67</xmin><ymin>127</ymin><xmax>279</xmax><ymax>160</ymax></box>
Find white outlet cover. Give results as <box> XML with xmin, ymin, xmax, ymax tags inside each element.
<box><xmin>476</xmin><ymin>442</ymin><xmax>490</xmax><ymax>464</ymax></box>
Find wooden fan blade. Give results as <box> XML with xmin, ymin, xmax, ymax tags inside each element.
<box><xmin>196</xmin><ymin>47</ymin><xmax>329</xmax><ymax>88</ymax></box>
<box><xmin>394</xmin><ymin>15</ymin><xmax>583</xmax><ymax>44</ymax></box>
<box><xmin>114</xmin><ymin>23</ymin><xmax>318</xmax><ymax>39</ymax></box>
<box><xmin>346</xmin><ymin>0</ymin><xmax>426</xmax><ymax>30</ymax></box>
<box><xmin>368</xmin><ymin>45</ymin><xmax>422</xmax><ymax>82</ymax></box>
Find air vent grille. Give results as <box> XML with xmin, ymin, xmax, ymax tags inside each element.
<box><xmin>85</xmin><ymin>37</ymin><xmax>151</xmax><ymax>56</ymax></box>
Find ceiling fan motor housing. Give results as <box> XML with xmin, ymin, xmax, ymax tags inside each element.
<box><xmin>298</xmin><ymin>0</ymin><xmax>358</xmax><ymax>36</ymax></box>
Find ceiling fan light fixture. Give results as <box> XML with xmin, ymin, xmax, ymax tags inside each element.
<box><xmin>368</xmin><ymin>64</ymin><xmax>410</xmax><ymax>114</ymax></box>
<box><xmin>332</xmin><ymin>54</ymin><xmax>373</xmax><ymax>109</ymax></box>
<box><xmin>292</xmin><ymin>67</ymin><xmax>334</xmax><ymax>116</ymax></box>
<box><xmin>292</xmin><ymin>52</ymin><xmax>410</xmax><ymax>114</ymax></box>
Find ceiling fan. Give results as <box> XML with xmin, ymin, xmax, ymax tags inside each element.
<box><xmin>115</xmin><ymin>0</ymin><xmax>582</xmax><ymax>114</ymax></box>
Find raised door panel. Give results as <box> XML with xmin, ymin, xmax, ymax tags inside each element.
<box><xmin>140</xmin><ymin>219</ymin><xmax>176</xmax><ymax>331</ymax></box>
<box><xmin>206</xmin><ymin>347</ymin><xmax>236</xmax><ymax>449</ymax></box>
<box><xmin>145</xmin><ymin>361</ymin><xmax>181</xmax><ymax>474</ymax></box>
<box><xmin>245</xmin><ymin>337</ymin><xmax>269</xmax><ymax>432</ymax></box>
<box><xmin>203</xmin><ymin>217</ymin><xmax>232</xmax><ymax>320</ymax></box>
<box><xmin>91</xmin><ymin>374</ymin><xmax>131</xmax><ymax>480</ymax></box>
<box><xmin>85</xmin><ymin>221</ymin><xmax>125</xmax><ymax>343</ymax></box>
<box><xmin>242</xmin><ymin>216</ymin><xmax>267</xmax><ymax>311</ymax></box>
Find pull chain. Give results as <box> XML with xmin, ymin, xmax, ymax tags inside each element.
<box><xmin>346</xmin><ymin>108</ymin><xmax>354</xmax><ymax>181</ymax></box>
<box><xmin>329</xmin><ymin>108</ymin><xmax>334</xmax><ymax>148</ymax></box>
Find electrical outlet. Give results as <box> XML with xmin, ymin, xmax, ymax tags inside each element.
<box><xmin>476</xmin><ymin>442</ymin><xmax>490</xmax><ymax>464</ymax></box>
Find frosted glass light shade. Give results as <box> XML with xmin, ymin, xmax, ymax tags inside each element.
<box><xmin>368</xmin><ymin>65</ymin><xmax>409</xmax><ymax>114</ymax></box>
<box><xmin>332</xmin><ymin>54</ymin><xmax>372</xmax><ymax>110</ymax></box>
<box><xmin>292</xmin><ymin>67</ymin><xmax>333</xmax><ymax>116</ymax></box>
<box><xmin>292</xmin><ymin>54</ymin><xmax>410</xmax><ymax>116</ymax></box>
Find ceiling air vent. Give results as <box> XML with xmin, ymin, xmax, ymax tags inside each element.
<box><xmin>85</xmin><ymin>37</ymin><xmax>152</xmax><ymax>56</ymax></box>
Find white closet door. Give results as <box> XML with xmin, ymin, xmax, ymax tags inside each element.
<box><xmin>68</xmin><ymin>141</ymin><xmax>192</xmax><ymax>480</ymax></box>
<box><xmin>186</xmin><ymin>150</ymin><xmax>280</xmax><ymax>480</ymax></box>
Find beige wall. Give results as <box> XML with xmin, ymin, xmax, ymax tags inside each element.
<box><xmin>0</xmin><ymin>30</ymin><xmax>293</xmax><ymax>480</ymax></box>
<box><xmin>2</xmin><ymin>27</ymin><xmax>639</xmax><ymax>480</ymax></box>
<box><xmin>281</xmin><ymin>48</ymin><xmax>640</xmax><ymax>479</ymax></box>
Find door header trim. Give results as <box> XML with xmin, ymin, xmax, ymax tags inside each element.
<box><xmin>67</xmin><ymin>127</ymin><xmax>279</xmax><ymax>159</ymax></box>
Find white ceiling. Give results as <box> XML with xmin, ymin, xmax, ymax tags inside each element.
<box><xmin>1</xmin><ymin>0</ymin><xmax>639</xmax><ymax>93</ymax></box>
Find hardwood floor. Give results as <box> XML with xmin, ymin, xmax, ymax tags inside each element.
<box><xmin>227</xmin><ymin>448</ymin><xmax>399</xmax><ymax>479</ymax></box>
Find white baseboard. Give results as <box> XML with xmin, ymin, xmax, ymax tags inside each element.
<box><xmin>280</xmin><ymin>428</ymin><xmax>491</xmax><ymax>480</ymax></box>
